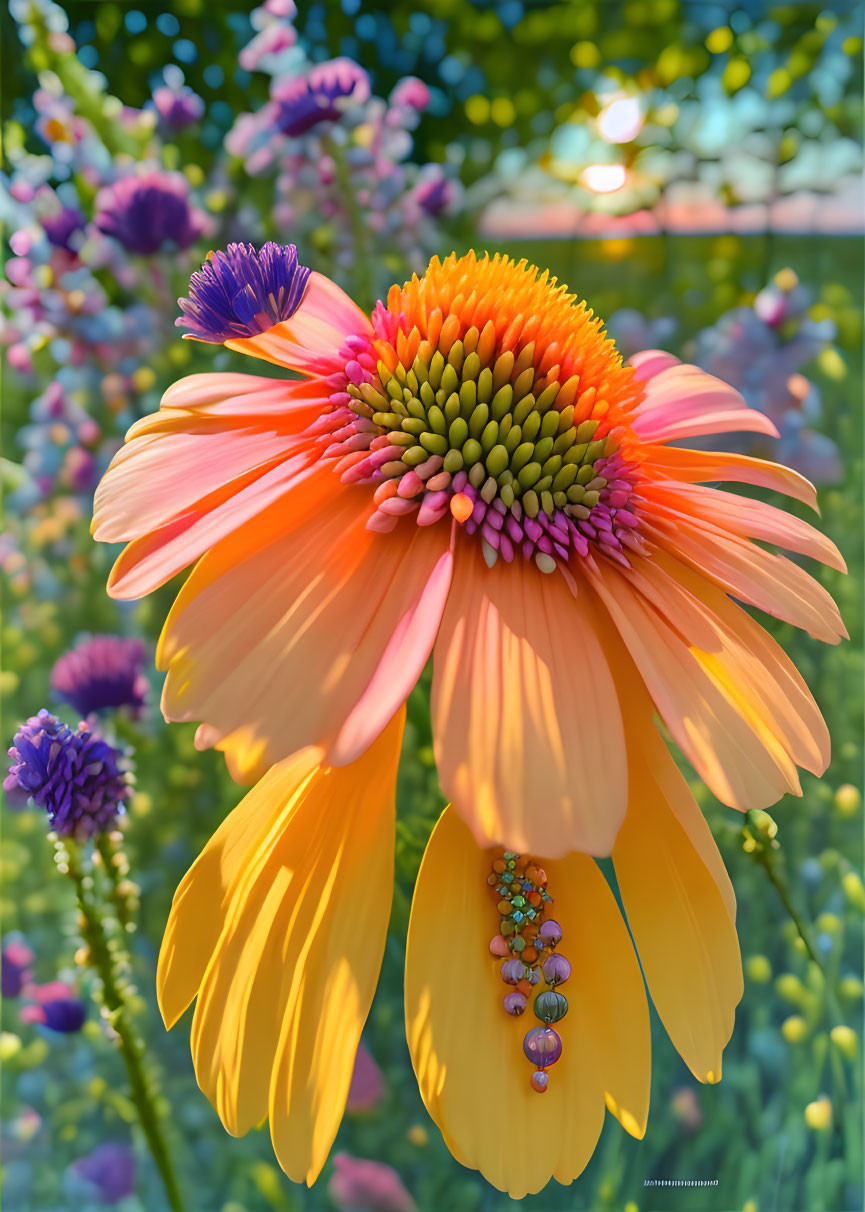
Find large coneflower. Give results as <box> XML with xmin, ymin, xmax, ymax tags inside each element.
<box><xmin>92</xmin><ymin>245</ymin><xmax>845</xmax><ymax>1196</ymax></box>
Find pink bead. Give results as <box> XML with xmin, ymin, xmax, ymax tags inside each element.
<box><xmin>504</xmin><ymin>992</ymin><xmax>527</xmax><ymax>1016</ymax></box>
<box><xmin>489</xmin><ymin>935</ymin><xmax>510</xmax><ymax>957</ymax></box>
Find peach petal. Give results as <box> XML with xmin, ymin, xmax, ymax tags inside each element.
<box><xmin>431</xmin><ymin>546</ymin><xmax>627</xmax><ymax>857</ymax></box>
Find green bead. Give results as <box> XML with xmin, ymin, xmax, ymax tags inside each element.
<box><xmin>462</xmin><ymin>438</ymin><xmax>483</xmax><ymax>465</ymax></box>
<box><xmin>462</xmin><ymin>351</ymin><xmax>481</xmax><ymax>381</ymax></box>
<box><xmin>443</xmin><ymin>392</ymin><xmax>461</xmax><ymax>423</ymax></box>
<box><xmin>427</xmin><ymin>405</ymin><xmax>447</xmax><ymax>435</ymax></box>
<box><xmin>576</xmin><ymin>419</ymin><xmax>599</xmax><ymax>443</ymax></box>
<box><xmin>510</xmin><ymin>442</ymin><xmax>534</xmax><ymax>474</ymax></box>
<box><xmin>443</xmin><ymin>448</ymin><xmax>464</xmax><ymax>473</ymax></box>
<box><xmin>402</xmin><ymin>445</ymin><xmax>428</xmax><ymax>466</ymax></box>
<box><xmin>468</xmin><ymin>402</ymin><xmax>489</xmax><ymax>439</ymax></box>
<box><xmin>518</xmin><ymin>462</ymin><xmax>541</xmax><ymax>488</ymax></box>
<box><xmin>440</xmin><ymin>364</ymin><xmax>459</xmax><ymax>396</ymax></box>
<box><xmin>477</xmin><ymin>367</ymin><xmax>493</xmax><ymax>403</ymax></box>
<box><xmin>480</xmin><ymin>419</ymin><xmax>499</xmax><ymax>452</ymax></box>
<box><xmin>486</xmin><ymin>444</ymin><xmax>509</xmax><ymax>478</ymax></box>
<box><xmin>449</xmin><ymin>417</ymin><xmax>469</xmax><ymax>448</ymax></box>
<box><xmin>490</xmin><ymin>384</ymin><xmax>513</xmax><ymax>420</ymax></box>
<box><xmin>420</xmin><ymin>431</ymin><xmax>448</xmax><ymax>455</ymax></box>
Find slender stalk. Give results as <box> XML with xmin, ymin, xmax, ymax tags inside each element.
<box><xmin>64</xmin><ymin>840</ymin><xmax>185</xmax><ymax>1212</ymax></box>
<box><xmin>322</xmin><ymin>133</ymin><xmax>373</xmax><ymax>307</ymax></box>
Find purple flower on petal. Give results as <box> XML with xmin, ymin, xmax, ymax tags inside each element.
<box><xmin>51</xmin><ymin>635</ymin><xmax>148</xmax><ymax>718</ymax></box>
<box><xmin>177</xmin><ymin>242</ymin><xmax>311</xmax><ymax>342</ymax></box>
<box><xmin>95</xmin><ymin>172</ymin><xmax>202</xmax><ymax>255</ymax></box>
<box><xmin>4</xmin><ymin>709</ymin><xmax>130</xmax><ymax>839</ymax></box>
<box><xmin>272</xmin><ymin>58</ymin><xmax>370</xmax><ymax>137</ymax></box>
<box><xmin>70</xmin><ymin>1142</ymin><xmax>136</xmax><ymax>1203</ymax></box>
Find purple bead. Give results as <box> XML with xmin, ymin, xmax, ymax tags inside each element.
<box><xmin>542</xmin><ymin>953</ymin><xmax>571</xmax><ymax>986</ymax></box>
<box><xmin>524</xmin><ymin>965</ymin><xmax>541</xmax><ymax>986</ymax></box>
<box><xmin>539</xmin><ymin>919</ymin><xmax>562</xmax><ymax>946</ymax></box>
<box><xmin>530</xmin><ymin>1070</ymin><xmax>549</xmax><ymax>1093</ymax></box>
<box><xmin>523</xmin><ymin>1026</ymin><xmax>563</xmax><ymax>1068</ymax></box>
<box><xmin>504</xmin><ymin>992</ymin><xmax>527</xmax><ymax>1016</ymax></box>
<box><xmin>501</xmin><ymin>959</ymin><xmax>525</xmax><ymax>985</ymax></box>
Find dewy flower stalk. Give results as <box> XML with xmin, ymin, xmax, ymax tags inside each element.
<box><xmin>92</xmin><ymin>244</ymin><xmax>846</xmax><ymax>1197</ymax></box>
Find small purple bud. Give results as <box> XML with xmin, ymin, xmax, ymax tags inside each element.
<box><xmin>542</xmin><ymin>953</ymin><xmax>571</xmax><ymax>986</ymax></box>
<box><xmin>503</xmin><ymin>992</ymin><xmax>527</xmax><ymax>1016</ymax></box>
<box><xmin>501</xmin><ymin>959</ymin><xmax>524</xmax><ymax>985</ymax></box>
<box><xmin>539</xmin><ymin>919</ymin><xmax>562</xmax><ymax>946</ymax></box>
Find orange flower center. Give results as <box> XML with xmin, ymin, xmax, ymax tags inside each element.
<box><xmin>328</xmin><ymin>253</ymin><xmax>646</xmax><ymax>569</ymax></box>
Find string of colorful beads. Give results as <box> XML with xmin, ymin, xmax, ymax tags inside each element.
<box><xmin>487</xmin><ymin>849</ymin><xmax>570</xmax><ymax>1093</ymax></box>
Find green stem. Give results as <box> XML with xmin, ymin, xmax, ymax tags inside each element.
<box><xmin>323</xmin><ymin>134</ymin><xmax>373</xmax><ymax>307</ymax></box>
<box><xmin>66</xmin><ymin>843</ymin><xmax>185</xmax><ymax>1212</ymax></box>
<box><xmin>95</xmin><ymin>832</ymin><xmax>133</xmax><ymax>930</ymax></box>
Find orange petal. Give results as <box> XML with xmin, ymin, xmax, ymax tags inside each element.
<box><xmin>645</xmin><ymin>512</ymin><xmax>847</xmax><ymax>644</ymax></box>
<box><xmin>642</xmin><ymin>443</ymin><xmax>819</xmax><ymax>511</ymax></box>
<box><xmin>405</xmin><ymin>806</ymin><xmax>650</xmax><ymax>1198</ymax></box>
<box><xmin>586</xmin><ymin>554</ymin><xmax>830</xmax><ymax>811</ymax></box>
<box><xmin>158</xmin><ymin>488</ymin><xmax>451</xmax><ymax>780</ymax></box>
<box><xmin>613</xmin><ymin>724</ymin><xmax>742</xmax><ymax>1082</ymax></box>
<box><xmin>644</xmin><ymin>480</ymin><xmax>846</xmax><ymax>572</ymax></box>
<box><xmin>158</xmin><ymin>710</ymin><xmax>403</xmax><ymax>1183</ymax></box>
<box><xmin>431</xmin><ymin>548</ymin><xmax>627</xmax><ymax>857</ymax></box>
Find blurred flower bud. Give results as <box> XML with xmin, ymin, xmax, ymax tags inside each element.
<box><xmin>804</xmin><ymin>1095</ymin><xmax>833</xmax><ymax>1132</ymax></box>
<box><xmin>829</xmin><ymin>1025</ymin><xmax>858</xmax><ymax>1061</ymax></box>
<box><xmin>781</xmin><ymin>1015</ymin><xmax>808</xmax><ymax>1043</ymax></box>
<box><xmin>745</xmin><ymin>955</ymin><xmax>772</xmax><ymax>984</ymax></box>
<box><xmin>835</xmin><ymin>784</ymin><xmax>861</xmax><ymax>818</ymax></box>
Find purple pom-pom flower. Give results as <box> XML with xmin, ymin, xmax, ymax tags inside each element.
<box><xmin>95</xmin><ymin>172</ymin><xmax>202</xmax><ymax>255</ymax></box>
<box><xmin>50</xmin><ymin>635</ymin><xmax>148</xmax><ymax>718</ymax></box>
<box><xmin>272</xmin><ymin>58</ymin><xmax>370</xmax><ymax>137</ymax></box>
<box><xmin>4</xmin><ymin>709</ymin><xmax>130</xmax><ymax>839</ymax></box>
<box><xmin>177</xmin><ymin>242</ymin><xmax>311</xmax><ymax>343</ymax></box>
<box><xmin>152</xmin><ymin>83</ymin><xmax>204</xmax><ymax>132</ymax></box>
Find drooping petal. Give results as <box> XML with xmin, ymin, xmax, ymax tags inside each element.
<box><xmin>92</xmin><ymin>375</ymin><xmax>328</xmax><ymax>547</ymax></box>
<box><xmin>158</xmin><ymin>488</ymin><xmax>452</xmax><ymax>780</ymax></box>
<box><xmin>105</xmin><ymin>455</ymin><xmax>326</xmax><ymax>600</ymax></box>
<box><xmin>643</xmin><ymin>443</ymin><xmax>819</xmax><ymax>511</ymax></box>
<box><xmin>431</xmin><ymin>548</ymin><xmax>627</xmax><ymax>857</ymax></box>
<box><xmin>613</xmin><ymin>722</ymin><xmax>742</xmax><ymax>1083</ymax></box>
<box><xmin>644</xmin><ymin>480</ymin><xmax>846</xmax><ymax>572</ymax></box>
<box><xmin>226</xmin><ymin>272</ymin><xmax>372</xmax><ymax>377</ymax></box>
<box><xmin>405</xmin><ymin>806</ymin><xmax>650</xmax><ymax>1199</ymax></box>
<box><xmin>586</xmin><ymin>552</ymin><xmax>830</xmax><ymax>811</ymax></box>
<box><xmin>157</xmin><ymin>710</ymin><xmax>403</xmax><ymax>1184</ymax></box>
<box><xmin>644</xmin><ymin>512</ymin><xmax>847</xmax><ymax>644</ymax></box>
<box><xmin>631</xmin><ymin>362</ymin><xmax>779</xmax><ymax>443</ymax></box>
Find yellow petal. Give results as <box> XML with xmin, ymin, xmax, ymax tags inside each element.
<box><xmin>157</xmin><ymin>710</ymin><xmax>404</xmax><ymax>1184</ymax></box>
<box><xmin>405</xmin><ymin>806</ymin><xmax>650</xmax><ymax>1198</ymax></box>
<box><xmin>613</xmin><ymin>726</ymin><xmax>743</xmax><ymax>1083</ymax></box>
